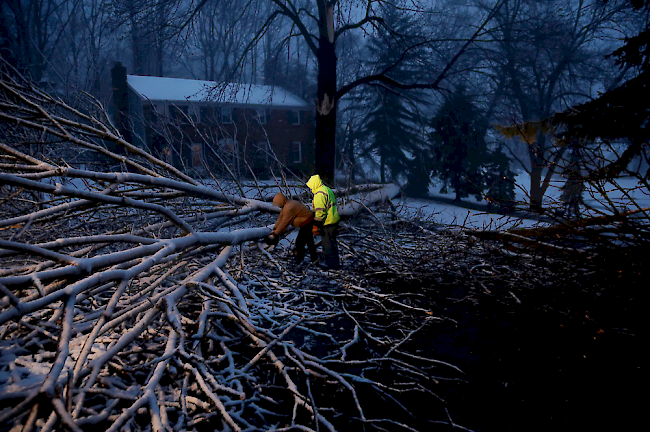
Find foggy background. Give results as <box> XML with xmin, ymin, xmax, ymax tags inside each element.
<box><xmin>1</xmin><ymin>0</ymin><xmax>646</xmax><ymax>202</ymax></box>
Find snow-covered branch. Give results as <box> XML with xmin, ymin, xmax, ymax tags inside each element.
<box><xmin>0</xmin><ymin>68</ymin><xmax>460</xmax><ymax>431</ymax></box>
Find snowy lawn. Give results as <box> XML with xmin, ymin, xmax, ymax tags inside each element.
<box><xmin>402</xmin><ymin>171</ymin><xmax>650</xmax><ymax>229</ymax></box>
<box><xmin>390</xmin><ymin>197</ymin><xmax>544</xmax><ymax>230</ymax></box>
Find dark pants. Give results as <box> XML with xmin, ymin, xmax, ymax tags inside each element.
<box><xmin>321</xmin><ymin>223</ymin><xmax>340</xmax><ymax>270</ymax></box>
<box><xmin>296</xmin><ymin>222</ymin><xmax>318</xmax><ymax>263</ymax></box>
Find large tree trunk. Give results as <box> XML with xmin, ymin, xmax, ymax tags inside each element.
<box><xmin>315</xmin><ymin>3</ymin><xmax>337</xmax><ymax>184</ymax></box>
<box><xmin>529</xmin><ymin>133</ymin><xmax>564</xmax><ymax>211</ymax></box>
<box><xmin>380</xmin><ymin>143</ymin><xmax>386</xmax><ymax>183</ymax></box>
<box><xmin>529</xmin><ymin>164</ymin><xmax>544</xmax><ymax>210</ymax></box>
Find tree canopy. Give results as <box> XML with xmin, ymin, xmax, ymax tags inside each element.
<box><xmin>429</xmin><ymin>87</ymin><xmax>489</xmax><ymax>202</ymax></box>
<box><xmin>359</xmin><ymin>6</ymin><xmax>429</xmax><ymax>188</ymax></box>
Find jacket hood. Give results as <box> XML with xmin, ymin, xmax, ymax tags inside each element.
<box><xmin>272</xmin><ymin>193</ymin><xmax>287</xmax><ymax>208</ymax></box>
<box><xmin>306</xmin><ymin>175</ymin><xmax>322</xmax><ymax>192</ymax></box>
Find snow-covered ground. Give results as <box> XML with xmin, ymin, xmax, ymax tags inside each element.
<box><xmin>389</xmin><ymin>173</ymin><xmax>543</xmax><ymax>230</ymax></box>
<box><xmin>391</xmin><ymin>196</ymin><xmax>541</xmax><ymax>230</ymax></box>
<box><xmin>393</xmin><ymin>172</ymin><xmax>649</xmax><ymax>230</ymax></box>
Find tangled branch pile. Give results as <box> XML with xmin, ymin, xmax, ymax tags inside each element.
<box><xmin>0</xmin><ymin>63</ymin><xmax>468</xmax><ymax>432</ymax></box>
<box><xmin>2</xmin><ymin>56</ymin><xmax>648</xmax><ymax>431</ymax></box>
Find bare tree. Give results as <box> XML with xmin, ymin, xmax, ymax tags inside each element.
<box><xmin>0</xmin><ymin>0</ymin><xmax>81</xmax><ymax>82</ymax></box>
<box><xmin>2</xmin><ymin>63</ymin><xmax>483</xmax><ymax>432</ymax></box>
<box><xmin>106</xmin><ymin>0</ymin><xmax>183</xmax><ymax>77</ymax></box>
<box><xmin>72</xmin><ymin>0</ymin><xmax>115</xmax><ymax>96</ymax></box>
<box><xmin>40</xmin><ymin>0</ymin><xmax>116</xmax><ymax>100</ymax></box>
<box><xmin>174</xmin><ymin>0</ymin><xmax>506</xmax><ymax>184</ymax></box>
<box><xmin>480</xmin><ymin>0</ymin><xmax>634</xmax><ymax>209</ymax></box>
<box><xmin>181</xmin><ymin>0</ymin><xmax>265</xmax><ymax>81</ymax></box>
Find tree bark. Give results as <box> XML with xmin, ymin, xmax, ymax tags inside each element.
<box><xmin>315</xmin><ymin>2</ymin><xmax>337</xmax><ymax>184</ymax></box>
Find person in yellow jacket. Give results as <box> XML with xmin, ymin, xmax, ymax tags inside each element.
<box><xmin>306</xmin><ymin>174</ymin><xmax>340</xmax><ymax>270</ymax></box>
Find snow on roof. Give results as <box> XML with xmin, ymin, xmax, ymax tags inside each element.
<box><xmin>127</xmin><ymin>75</ymin><xmax>309</xmax><ymax>108</ymax></box>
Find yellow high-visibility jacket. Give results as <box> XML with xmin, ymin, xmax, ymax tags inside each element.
<box><xmin>306</xmin><ymin>175</ymin><xmax>340</xmax><ymax>226</ymax></box>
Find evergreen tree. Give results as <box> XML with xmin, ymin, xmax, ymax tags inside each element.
<box><xmin>554</xmin><ymin>1</ymin><xmax>650</xmax><ymax>157</ymax></box>
<box><xmin>429</xmin><ymin>88</ymin><xmax>489</xmax><ymax>202</ymax></box>
<box><xmin>484</xmin><ymin>147</ymin><xmax>516</xmax><ymax>213</ymax></box>
<box><xmin>359</xmin><ymin>6</ymin><xmax>429</xmax><ymax>189</ymax></box>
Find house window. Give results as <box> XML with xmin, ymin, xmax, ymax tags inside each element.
<box><xmin>288</xmin><ymin>110</ymin><xmax>300</xmax><ymax>125</ymax></box>
<box><xmin>218</xmin><ymin>138</ymin><xmax>239</xmax><ymax>171</ymax></box>
<box><xmin>221</xmin><ymin>107</ymin><xmax>233</xmax><ymax>124</ymax></box>
<box><xmin>189</xmin><ymin>105</ymin><xmax>198</xmax><ymax>123</ymax></box>
<box><xmin>259</xmin><ymin>140</ymin><xmax>271</xmax><ymax>163</ymax></box>
<box><xmin>200</xmin><ymin>106</ymin><xmax>220</xmax><ymax>124</ymax></box>
<box><xmin>219</xmin><ymin>138</ymin><xmax>236</xmax><ymax>152</ymax></box>
<box><xmin>170</xmin><ymin>104</ymin><xmax>190</xmax><ymax>123</ymax></box>
<box><xmin>255</xmin><ymin>108</ymin><xmax>267</xmax><ymax>124</ymax></box>
<box><xmin>153</xmin><ymin>103</ymin><xmax>166</xmax><ymax>118</ymax></box>
<box><xmin>161</xmin><ymin>146</ymin><xmax>172</xmax><ymax>164</ymax></box>
<box><xmin>290</xmin><ymin>141</ymin><xmax>302</xmax><ymax>163</ymax></box>
<box><xmin>191</xmin><ymin>143</ymin><xmax>204</xmax><ymax>167</ymax></box>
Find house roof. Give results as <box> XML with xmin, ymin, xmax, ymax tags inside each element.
<box><xmin>126</xmin><ymin>75</ymin><xmax>310</xmax><ymax>108</ymax></box>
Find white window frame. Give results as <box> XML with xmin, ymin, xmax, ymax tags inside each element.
<box><xmin>198</xmin><ymin>105</ymin><xmax>208</xmax><ymax>124</ymax></box>
<box><xmin>221</xmin><ymin>106</ymin><xmax>233</xmax><ymax>124</ymax></box>
<box><xmin>291</xmin><ymin>141</ymin><xmax>302</xmax><ymax>163</ymax></box>
<box><xmin>188</xmin><ymin>104</ymin><xmax>199</xmax><ymax>124</ymax></box>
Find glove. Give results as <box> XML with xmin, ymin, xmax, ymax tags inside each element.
<box><xmin>312</xmin><ymin>225</ymin><xmax>320</xmax><ymax>236</ymax></box>
<box><xmin>264</xmin><ymin>234</ymin><xmax>279</xmax><ymax>246</ymax></box>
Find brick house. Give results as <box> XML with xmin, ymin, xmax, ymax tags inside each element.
<box><xmin>111</xmin><ymin>62</ymin><xmax>315</xmax><ymax>178</ymax></box>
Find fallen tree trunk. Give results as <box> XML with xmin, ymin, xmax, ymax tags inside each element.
<box><xmin>1</xmin><ymin>64</ymin><xmax>457</xmax><ymax>432</ymax></box>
